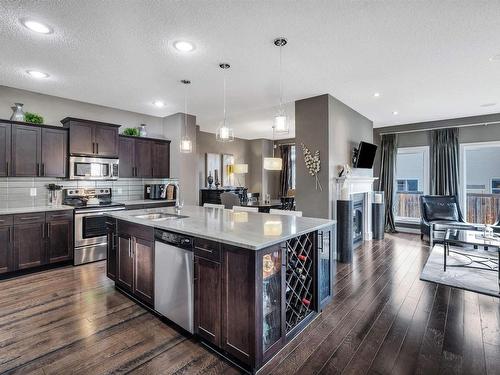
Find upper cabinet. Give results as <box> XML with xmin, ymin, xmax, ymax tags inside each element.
<box><xmin>61</xmin><ymin>117</ymin><xmax>119</xmax><ymax>158</ymax></box>
<box><xmin>41</xmin><ymin>128</ymin><xmax>68</xmax><ymax>177</ymax></box>
<box><xmin>118</xmin><ymin>135</ymin><xmax>170</xmax><ymax>178</ymax></box>
<box><xmin>11</xmin><ymin>125</ymin><xmax>41</xmax><ymax>177</ymax></box>
<box><xmin>0</xmin><ymin>122</ymin><xmax>11</xmax><ymax>177</ymax></box>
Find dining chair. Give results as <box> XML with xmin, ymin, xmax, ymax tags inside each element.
<box><xmin>270</xmin><ymin>209</ymin><xmax>302</xmax><ymax>217</ymax></box>
<box><xmin>220</xmin><ymin>192</ymin><xmax>241</xmax><ymax>209</ymax></box>
<box><xmin>203</xmin><ymin>203</ymin><xmax>225</xmax><ymax>209</ymax></box>
<box><xmin>233</xmin><ymin>206</ymin><xmax>259</xmax><ymax>213</ymax></box>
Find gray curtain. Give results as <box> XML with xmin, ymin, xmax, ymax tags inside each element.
<box><xmin>279</xmin><ymin>145</ymin><xmax>292</xmax><ymax>197</ymax></box>
<box><xmin>430</xmin><ymin>128</ymin><xmax>459</xmax><ymax>196</ymax></box>
<box><xmin>378</xmin><ymin>134</ymin><xmax>397</xmax><ymax>233</ymax></box>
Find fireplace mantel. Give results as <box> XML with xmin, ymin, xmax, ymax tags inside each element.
<box><xmin>334</xmin><ymin>176</ymin><xmax>378</xmax><ymax>195</ymax></box>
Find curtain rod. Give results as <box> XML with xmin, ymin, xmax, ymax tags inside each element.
<box><xmin>378</xmin><ymin>120</ymin><xmax>500</xmax><ymax>135</ymax></box>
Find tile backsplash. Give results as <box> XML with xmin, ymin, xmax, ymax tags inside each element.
<box><xmin>0</xmin><ymin>177</ymin><xmax>178</xmax><ymax>209</ymax></box>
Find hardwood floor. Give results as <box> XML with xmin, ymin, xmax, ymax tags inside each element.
<box><xmin>0</xmin><ymin>233</ymin><xmax>498</xmax><ymax>375</ymax></box>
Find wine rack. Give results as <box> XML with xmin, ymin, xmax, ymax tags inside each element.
<box><xmin>262</xmin><ymin>250</ymin><xmax>282</xmax><ymax>352</ymax></box>
<box><xmin>285</xmin><ymin>232</ymin><xmax>315</xmax><ymax>333</ymax></box>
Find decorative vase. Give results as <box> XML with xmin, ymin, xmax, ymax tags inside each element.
<box><xmin>10</xmin><ymin>103</ymin><xmax>25</xmax><ymax>121</ymax></box>
<box><xmin>214</xmin><ymin>169</ymin><xmax>220</xmax><ymax>188</ymax></box>
<box><xmin>139</xmin><ymin>124</ymin><xmax>147</xmax><ymax>137</ymax></box>
<box><xmin>207</xmin><ymin>173</ymin><xmax>214</xmax><ymax>188</ymax></box>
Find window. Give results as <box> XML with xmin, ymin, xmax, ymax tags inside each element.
<box><xmin>461</xmin><ymin>142</ymin><xmax>500</xmax><ymax>224</ymax></box>
<box><xmin>394</xmin><ymin>147</ymin><xmax>429</xmax><ymax>221</ymax></box>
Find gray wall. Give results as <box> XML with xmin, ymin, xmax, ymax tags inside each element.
<box><xmin>295</xmin><ymin>94</ymin><xmax>373</xmax><ymax>219</ymax></box>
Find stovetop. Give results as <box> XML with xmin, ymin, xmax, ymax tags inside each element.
<box><xmin>63</xmin><ymin>187</ymin><xmax>124</xmax><ymax>210</ymax></box>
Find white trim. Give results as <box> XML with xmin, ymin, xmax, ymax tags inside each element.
<box><xmin>394</xmin><ymin>146</ymin><xmax>430</xmax><ymax>222</ymax></box>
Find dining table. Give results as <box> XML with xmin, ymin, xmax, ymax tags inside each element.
<box><xmin>240</xmin><ymin>199</ymin><xmax>283</xmax><ymax>213</ymax></box>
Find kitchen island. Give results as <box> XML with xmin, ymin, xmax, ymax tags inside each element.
<box><xmin>106</xmin><ymin>205</ymin><xmax>336</xmax><ymax>373</ymax></box>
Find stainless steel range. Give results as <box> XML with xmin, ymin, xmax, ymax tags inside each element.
<box><xmin>63</xmin><ymin>188</ymin><xmax>125</xmax><ymax>265</ymax></box>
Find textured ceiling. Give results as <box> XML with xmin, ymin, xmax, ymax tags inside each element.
<box><xmin>1</xmin><ymin>0</ymin><xmax>500</xmax><ymax>139</ymax></box>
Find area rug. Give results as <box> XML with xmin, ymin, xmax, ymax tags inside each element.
<box><xmin>420</xmin><ymin>244</ymin><xmax>499</xmax><ymax>297</ymax></box>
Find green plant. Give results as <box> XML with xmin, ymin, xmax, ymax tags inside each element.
<box><xmin>24</xmin><ymin>112</ymin><xmax>44</xmax><ymax>124</ymax></box>
<box><xmin>123</xmin><ymin>127</ymin><xmax>139</xmax><ymax>136</ymax></box>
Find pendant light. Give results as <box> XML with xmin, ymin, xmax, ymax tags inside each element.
<box><xmin>273</xmin><ymin>37</ymin><xmax>289</xmax><ymax>134</ymax></box>
<box><xmin>180</xmin><ymin>79</ymin><xmax>193</xmax><ymax>153</ymax></box>
<box><xmin>216</xmin><ymin>63</ymin><xmax>234</xmax><ymax>142</ymax></box>
<box><xmin>263</xmin><ymin>126</ymin><xmax>283</xmax><ymax>170</ymax></box>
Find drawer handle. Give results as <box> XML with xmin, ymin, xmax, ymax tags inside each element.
<box><xmin>50</xmin><ymin>214</ymin><xmax>69</xmax><ymax>218</ymax></box>
<box><xmin>194</xmin><ymin>246</ymin><xmax>213</xmax><ymax>254</ymax></box>
<box><xmin>20</xmin><ymin>216</ymin><xmax>42</xmax><ymax>220</ymax></box>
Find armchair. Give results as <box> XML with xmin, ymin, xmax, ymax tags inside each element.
<box><xmin>420</xmin><ymin>195</ymin><xmax>476</xmax><ymax>246</ymax></box>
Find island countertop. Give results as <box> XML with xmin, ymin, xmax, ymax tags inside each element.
<box><xmin>107</xmin><ymin>205</ymin><xmax>335</xmax><ymax>250</ymax></box>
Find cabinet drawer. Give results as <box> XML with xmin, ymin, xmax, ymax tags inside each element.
<box><xmin>46</xmin><ymin>210</ymin><xmax>73</xmax><ymax>221</ymax></box>
<box><xmin>14</xmin><ymin>212</ymin><xmax>45</xmax><ymax>224</ymax></box>
<box><xmin>125</xmin><ymin>204</ymin><xmax>144</xmax><ymax>211</ymax></box>
<box><xmin>118</xmin><ymin>220</ymin><xmax>154</xmax><ymax>241</ymax></box>
<box><xmin>0</xmin><ymin>215</ymin><xmax>13</xmax><ymax>227</ymax></box>
<box><xmin>193</xmin><ymin>237</ymin><xmax>221</xmax><ymax>262</ymax></box>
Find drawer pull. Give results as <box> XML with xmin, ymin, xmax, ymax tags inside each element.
<box><xmin>50</xmin><ymin>214</ymin><xmax>70</xmax><ymax>218</ymax></box>
<box><xmin>20</xmin><ymin>216</ymin><xmax>42</xmax><ymax>220</ymax></box>
<box><xmin>194</xmin><ymin>246</ymin><xmax>213</xmax><ymax>254</ymax></box>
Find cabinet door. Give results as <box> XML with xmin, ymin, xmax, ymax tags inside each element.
<box><xmin>117</xmin><ymin>234</ymin><xmax>134</xmax><ymax>291</ymax></box>
<box><xmin>68</xmin><ymin>121</ymin><xmax>95</xmax><ymax>156</ymax></box>
<box><xmin>0</xmin><ymin>226</ymin><xmax>12</xmax><ymax>274</ymax></box>
<box><xmin>13</xmin><ymin>222</ymin><xmax>45</xmax><ymax>270</ymax></box>
<box><xmin>119</xmin><ymin>137</ymin><xmax>135</xmax><ymax>177</ymax></box>
<box><xmin>94</xmin><ymin>126</ymin><xmax>118</xmax><ymax>157</ymax></box>
<box><xmin>194</xmin><ymin>256</ymin><xmax>221</xmax><ymax>346</ymax></box>
<box><xmin>46</xmin><ymin>219</ymin><xmax>73</xmax><ymax>263</ymax></box>
<box><xmin>106</xmin><ymin>220</ymin><xmax>117</xmax><ymax>281</ymax></box>
<box><xmin>11</xmin><ymin>125</ymin><xmax>42</xmax><ymax>176</ymax></box>
<box><xmin>133</xmin><ymin>237</ymin><xmax>154</xmax><ymax>306</ymax></box>
<box><xmin>153</xmin><ymin>141</ymin><xmax>170</xmax><ymax>178</ymax></box>
<box><xmin>0</xmin><ymin>122</ymin><xmax>11</xmax><ymax>177</ymax></box>
<box><xmin>135</xmin><ymin>139</ymin><xmax>152</xmax><ymax>178</ymax></box>
<box><xmin>41</xmin><ymin>128</ymin><xmax>68</xmax><ymax>178</ymax></box>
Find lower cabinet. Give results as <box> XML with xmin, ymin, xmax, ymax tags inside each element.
<box><xmin>46</xmin><ymin>212</ymin><xmax>73</xmax><ymax>263</ymax></box>
<box><xmin>115</xmin><ymin>222</ymin><xmax>154</xmax><ymax>306</ymax></box>
<box><xmin>14</xmin><ymin>220</ymin><xmax>45</xmax><ymax>270</ymax></box>
<box><xmin>0</xmin><ymin>223</ymin><xmax>12</xmax><ymax>274</ymax></box>
<box><xmin>194</xmin><ymin>256</ymin><xmax>221</xmax><ymax>346</ymax></box>
<box><xmin>106</xmin><ymin>219</ymin><xmax>117</xmax><ymax>281</ymax></box>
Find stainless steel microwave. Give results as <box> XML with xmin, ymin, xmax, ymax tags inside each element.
<box><xmin>69</xmin><ymin>156</ymin><xmax>119</xmax><ymax>180</ymax></box>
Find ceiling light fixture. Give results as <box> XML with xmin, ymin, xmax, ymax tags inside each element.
<box><xmin>26</xmin><ymin>70</ymin><xmax>49</xmax><ymax>79</ymax></box>
<box><xmin>153</xmin><ymin>100</ymin><xmax>165</xmax><ymax>108</ymax></box>
<box><xmin>480</xmin><ymin>102</ymin><xmax>497</xmax><ymax>107</ymax></box>
<box><xmin>180</xmin><ymin>79</ymin><xmax>193</xmax><ymax>154</ymax></box>
<box><xmin>373</xmin><ymin>92</ymin><xmax>381</xmax><ymax>97</ymax></box>
<box><xmin>216</xmin><ymin>63</ymin><xmax>234</xmax><ymax>143</ymax></box>
<box><xmin>174</xmin><ymin>40</ymin><xmax>195</xmax><ymax>52</ymax></box>
<box><xmin>21</xmin><ymin>19</ymin><xmax>53</xmax><ymax>34</ymax></box>
<box><xmin>489</xmin><ymin>54</ymin><xmax>500</xmax><ymax>62</ymax></box>
<box><xmin>392</xmin><ymin>111</ymin><xmax>399</xmax><ymax>115</ymax></box>
<box><xmin>273</xmin><ymin>37</ymin><xmax>289</xmax><ymax>134</ymax></box>
<box><xmin>263</xmin><ymin>126</ymin><xmax>283</xmax><ymax>171</ymax></box>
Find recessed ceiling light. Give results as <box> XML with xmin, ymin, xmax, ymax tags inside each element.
<box><xmin>153</xmin><ymin>100</ymin><xmax>165</xmax><ymax>108</ymax></box>
<box><xmin>480</xmin><ymin>102</ymin><xmax>497</xmax><ymax>107</ymax></box>
<box><xmin>21</xmin><ymin>19</ymin><xmax>53</xmax><ymax>34</ymax></box>
<box><xmin>173</xmin><ymin>40</ymin><xmax>195</xmax><ymax>52</ymax></box>
<box><xmin>373</xmin><ymin>92</ymin><xmax>380</xmax><ymax>97</ymax></box>
<box><xmin>489</xmin><ymin>54</ymin><xmax>500</xmax><ymax>62</ymax></box>
<box><xmin>392</xmin><ymin>111</ymin><xmax>398</xmax><ymax>115</ymax></box>
<box><xmin>26</xmin><ymin>70</ymin><xmax>49</xmax><ymax>79</ymax></box>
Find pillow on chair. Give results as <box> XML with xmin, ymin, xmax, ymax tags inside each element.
<box><xmin>424</xmin><ymin>202</ymin><xmax>459</xmax><ymax>221</ymax></box>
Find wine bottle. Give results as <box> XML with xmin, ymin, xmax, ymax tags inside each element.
<box><xmin>302</xmin><ymin>298</ymin><xmax>311</xmax><ymax>306</ymax></box>
<box><xmin>298</xmin><ymin>254</ymin><xmax>307</xmax><ymax>262</ymax></box>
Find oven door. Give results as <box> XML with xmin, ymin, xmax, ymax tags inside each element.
<box><xmin>74</xmin><ymin>208</ymin><xmax>124</xmax><ymax>247</ymax></box>
<box><xmin>69</xmin><ymin>157</ymin><xmax>117</xmax><ymax>180</ymax></box>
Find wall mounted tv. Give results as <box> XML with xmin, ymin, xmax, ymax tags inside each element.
<box><xmin>352</xmin><ymin>141</ymin><xmax>378</xmax><ymax>169</ymax></box>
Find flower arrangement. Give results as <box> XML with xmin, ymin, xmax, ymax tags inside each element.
<box><xmin>301</xmin><ymin>143</ymin><xmax>322</xmax><ymax>191</ymax></box>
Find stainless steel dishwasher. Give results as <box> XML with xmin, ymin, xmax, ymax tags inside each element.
<box><xmin>154</xmin><ymin>229</ymin><xmax>194</xmax><ymax>333</ymax></box>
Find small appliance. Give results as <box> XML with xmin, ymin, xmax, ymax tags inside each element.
<box><xmin>145</xmin><ymin>184</ymin><xmax>166</xmax><ymax>200</ymax></box>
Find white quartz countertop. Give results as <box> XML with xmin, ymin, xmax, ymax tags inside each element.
<box><xmin>0</xmin><ymin>205</ymin><xmax>74</xmax><ymax>215</ymax></box>
<box><xmin>107</xmin><ymin>205</ymin><xmax>336</xmax><ymax>250</ymax></box>
<box><xmin>117</xmin><ymin>199</ymin><xmax>176</xmax><ymax>206</ymax></box>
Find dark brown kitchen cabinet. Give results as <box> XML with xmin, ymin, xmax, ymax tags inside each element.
<box><xmin>62</xmin><ymin>117</ymin><xmax>119</xmax><ymax>157</ymax></box>
<box><xmin>118</xmin><ymin>136</ymin><xmax>135</xmax><ymax>177</ymax></box>
<box><xmin>153</xmin><ymin>141</ymin><xmax>170</xmax><ymax>178</ymax></box>
<box><xmin>13</xmin><ymin>213</ymin><xmax>46</xmax><ymax>270</ymax></box>
<box><xmin>106</xmin><ymin>219</ymin><xmax>117</xmax><ymax>281</ymax></box>
<box><xmin>46</xmin><ymin>211</ymin><xmax>73</xmax><ymax>263</ymax></box>
<box><xmin>0</xmin><ymin>215</ymin><xmax>13</xmax><ymax>274</ymax></box>
<box><xmin>115</xmin><ymin>221</ymin><xmax>154</xmax><ymax>306</ymax></box>
<box><xmin>134</xmin><ymin>139</ymin><xmax>152</xmax><ymax>178</ymax></box>
<box><xmin>11</xmin><ymin>125</ymin><xmax>41</xmax><ymax>176</ymax></box>
<box><xmin>0</xmin><ymin>122</ymin><xmax>11</xmax><ymax>177</ymax></box>
<box><xmin>41</xmin><ymin>128</ymin><xmax>68</xmax><ymax>178</ymax></box>
<box><xmin>194</xmin><ymin>256</ymin><xmax>221</xmax><ymax>346</ymax></box>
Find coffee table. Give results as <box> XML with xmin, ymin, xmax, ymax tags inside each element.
<box><xmin>443</xmin><ymin>229</ymin><xmax>500</xmax><ymax>287</ymax></box>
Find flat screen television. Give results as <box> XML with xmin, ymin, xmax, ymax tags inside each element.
<box><xmin>353</xmin><ymin>141</ymin><xmax>377</xmax><ymax>169</ymax></box>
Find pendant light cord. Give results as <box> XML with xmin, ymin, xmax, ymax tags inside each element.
<box><xmin>184</xmin><ymin>84</ymin><xmax>188</xmax><ymax>137</ymax></box>
<box><xmin>279</xmin><ymin>43</ymin><xmax>283</xmax><ymax>110</ymax></box>
<box><xmin>223</xmin><ymin>70</ymin><xmax>227</xmax><ymax>126</ymax></box>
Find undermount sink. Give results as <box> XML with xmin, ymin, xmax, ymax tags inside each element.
<box><xmin>133</xmin><ymin>213</ymin><xmax>188</xmax><ymax>221</ymax></box>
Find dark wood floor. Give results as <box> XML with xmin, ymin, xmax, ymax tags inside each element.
<box><xmin>0</xmin><ymin>234</ymin><xmax>498</xmax><ymax>375</ymax></box>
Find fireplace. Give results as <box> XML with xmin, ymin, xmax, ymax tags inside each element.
<box><xmin>352</xmin><ymin>193</ymin><xmax>364</xmax><ymax>248</ymax></box>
